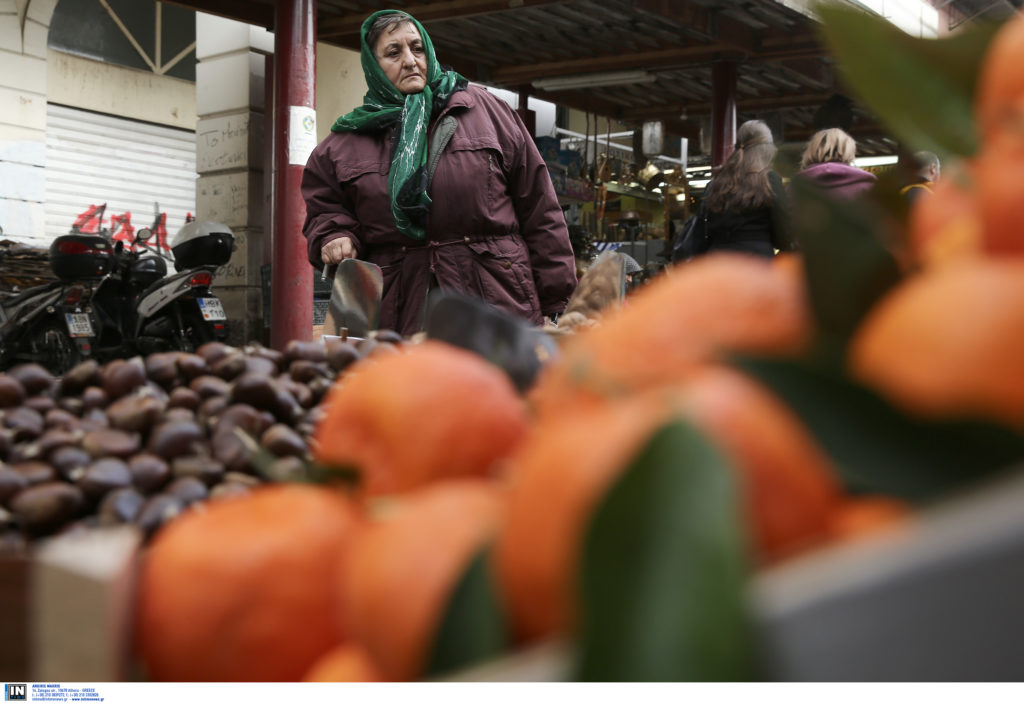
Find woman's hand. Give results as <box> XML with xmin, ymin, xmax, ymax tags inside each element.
<box><xmin>321</xmin><ymin>236</ymin><xmax>358</xmax><ymax>264</ymax></box>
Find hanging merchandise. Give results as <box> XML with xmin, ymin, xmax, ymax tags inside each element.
<box><xmin>584</xmin><ymin>111</ymin><xmax>592</xmax><ymax>182</ymax></box>
<box><xmin>638</xmin><ymin>162</ymin><xmax>664</xmax><ymax>190</ymax></box>
<box><xmin>642</xmin><ymin>120</ymin><xmax>665</xmax><ymax>158</ymax></box>
<box><xmin>597</xmin><ymin>119</ymin><xmax>612</xmax><ymax>183</ymax></box>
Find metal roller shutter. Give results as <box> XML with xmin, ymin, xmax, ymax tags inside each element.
<box><xmin>45</xmin><ymin>103</ymin><xmax>196</xmax><ymax>244</ymax></box>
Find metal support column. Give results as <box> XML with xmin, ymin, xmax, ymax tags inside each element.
<box><xmin>517</xmin><ymin>87</ymin><xmax>536</xmax><ymax>136</ymax></box>
<box><xmin>711</xmin><ymin>60</ymin><xmax>737</xmax><ymax>168</ymax></box>
<box><xmin>270</xmin><ymin>0</ymin><xmax>317</xmax><ymax>350</ymax></box>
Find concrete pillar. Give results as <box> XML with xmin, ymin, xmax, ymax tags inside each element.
<box><xmin>195</xmin><ymin>14</ymin><xmax>273</xmax><ymax>347</ymax></box>
<box><xmin>711</xmin><ymin>60</ymin><xmax>737</xmax><ymax>168</ymax></box>
<box><xmin>0</xmin><ymin>0</ymin><xmax>56</xmax><ymax>246</ymax></box>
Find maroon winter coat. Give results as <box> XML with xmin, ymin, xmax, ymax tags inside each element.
<box><xmin>302</xmin><ymin>85</ymin><xmax>578</xmax><ymax>336</ymax></box>
<box><xmin>792</xmin><ymin>162</ymin><xmax>877</xmax><ymax>200</ymax></box>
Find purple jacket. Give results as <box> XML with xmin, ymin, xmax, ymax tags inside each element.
<box><xmin>302</xmin><ymin>85</ymin><xmax>577</xmax><ymax>336</ymax></box>
<box><xmin>793</xmin><ymin>162</ymin><xmax>877</xmax><ymax>199</ymax></box>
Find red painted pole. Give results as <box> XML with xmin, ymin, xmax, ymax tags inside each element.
<box><xmin>711</xmin><ymin>60</ymin><xmax>737</xmax><ymax>168</ymax></box>
<box><xmin>270</xmin><ymin>0</ymin><xmax>317</xmax><ymax>350</ymax></box>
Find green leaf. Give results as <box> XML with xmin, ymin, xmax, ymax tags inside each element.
<box><xmin>425</xmin><ymin>547</ymin><xmax>508</xmax><ymax>678</ymax></box>
<box><xmin>231</xmin><ymin>427</ymin><xmax>277</xmax><ymax>476</ymax></box>
<box><xmin>575</xmin><ymin>420</ymin><xmax>754</xmax><ymax>681</ymax></box>
<box><xmin>789</xmin><ymin>177</ymin><xmax>903</xmax><ymax>347</ymax></box>
<box><xmin>232</xmin><ymin>427</ymin><xmax>359</xmax><ymax>486</ymax></box>
<box><xmin>815</xmin><ymin>3</ymin><xmax>1001</xmax><ymax>159</ymax></box>
<box><xmin>735</xmin><ymin>356</ymin><xmax>1024</xmax><ymax>503</ymax></box>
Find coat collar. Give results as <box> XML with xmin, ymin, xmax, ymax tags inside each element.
<box><xmin>437</xmin><ymin>84</ymin><xmax>479</xmax><ymax>118</ymax></box>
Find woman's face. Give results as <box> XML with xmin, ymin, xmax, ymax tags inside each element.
<box><xmin>375</xmin><ymin>23</ymin><xmax>427</xmax><ymax>95</ymax></box>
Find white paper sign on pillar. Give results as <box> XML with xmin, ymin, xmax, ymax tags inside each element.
<box><xmin>288</xmin><ymin>106</ymin><xmax>318</xmax><ymax>166</ymax></box>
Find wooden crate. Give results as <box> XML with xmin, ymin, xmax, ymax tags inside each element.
<box><xmin>6</xmin><ymin>470</ymin><xmax>1024</xmax><ymax>681</ymax></box>
<box><xmin>0</xmin><ymin>526</ymin><xmax>141</xmax><ymax>681</ymax></box>
<box><xmin>0</xmin><ymin>553</ymin><xmax>29</xmax><ymax>680</ymax></box>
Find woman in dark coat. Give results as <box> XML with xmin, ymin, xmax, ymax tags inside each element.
<box><xmin>701</xmin><ymin>119</ymin><xmax>794</xmax><ymax>257</ymax></box>
<box><xmin>301</xmin><ymin>10</ymin><xmax>577</xmax><ymax>336</ymax></box>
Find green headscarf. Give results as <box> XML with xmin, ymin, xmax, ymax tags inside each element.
<box><xmin>331</xmin><ymin>10</ymin><xmax>467</xmax><ymax>241</ymax></box>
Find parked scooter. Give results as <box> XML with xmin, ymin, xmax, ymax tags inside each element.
<box><xmin>91</xmin><ymin>224</ymin><xmax>171</xmax><ymax>360</ymax></box>
<box><xmin>92</xmin><ymin>219</ymin><xmax>234</xmax><ymax>358</ymax></box>
<box><xmin>0</xmin><ymin>228</ymin><xmax>113</xmax><ymax>374</ymax></box>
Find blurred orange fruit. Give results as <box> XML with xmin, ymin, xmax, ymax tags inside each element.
<box><xmin>341</xmin><ymin>480</ymin><xmax>504</xmax><ymax>681</ymax></box>
<box><xmin>677</xmin><ymin>365</ymin><xmax>843</xmax><ymax>562</ymax></box>
<box><xmin>849</xmin><ymin>258</ymin><xmax>1024</xmax><ymax>428</ymax></box>
<box><xmin>975</xmin><ymin>10</ymin><xmax>1024</xmax><ymax>141</ymax></box>
<box><xmin>136</xmin><ymin>484</ymin><xmax>361</xmax><ymax>681</ymax></box>
<box><xmin>828</xmin><ymin>496</ymin><xmax>911</xmax><ymax>542</ymax></box>
<box><xmin>313</xmin><ymin>340</ymin><xmax>528</xmax><ymax>496</ymax></box>
<box><xmin>907</xmin><ymin>166</ymin><xmax>983</xmax><ymax>266</ymax></box>
<box><xmin>494</xmin><ymin>394</ymin><xmax>674</xmax><ymax>642</ymax></box>
<box><xmin>303</xmin><ymin>644</ymin><xmax>381</xmax><ymax>682</ymax></box>
<box><xmin>771</xmin><ymin>250</ymin><xmax>804</xmax><ymax>274</ymax></box>
<box><xmin>529</xmin><ymin>253</ymin><xmax>813</xmax><ymax>417</ymax></box>
<box><xmin>496</xmin><ymin>367</ymin><xmax>841</xmax><ymax>643</ymax></box>
<box><xmin>973</xmin><ymin>141</ymin><xmax>1024</xmax><ymax>256</ymax></box>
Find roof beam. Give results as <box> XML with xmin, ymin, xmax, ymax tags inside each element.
<box><xmin>491</xmin><ymin>43</ymin><xmax>735</xmax><ymax>85</ymax></box>
<box><xmin>618</xmin><ymin>90</ymin><xmax>839</xmax><ymax>122</ymax></box>
<box><xmin>775</xmin><ymin>56</ymin><xmax>833</xmax><ymax>91</ymax></box>
<box><xmin>632</xmin><ymin>0</ymin><xmax>783</xmax><ymax>52</ymax></box>
<box><xmin>487</xmin><ymin>37</ymin><xmax>822</xmax><ymax>88</ymax></box>
<box><xmin>318</xmin><ymin>0</ymin><xmax>572</xmax><ymax>41</ymax></box>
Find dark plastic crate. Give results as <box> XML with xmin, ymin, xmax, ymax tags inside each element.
<box><xmin>49</xmin><ymin>234</ymin><xmax>113</xmax><ymax>281</ymax></box>
<box><xmin>172</xmin><ymin>232</ymin><xmax>233</xmax><ymax>269</ymax></box>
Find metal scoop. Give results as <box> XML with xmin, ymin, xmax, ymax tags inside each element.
<box><xmin>322</xmin><ymin>259</ymin><xmax>383</xmax><ymax>338</ymax></box>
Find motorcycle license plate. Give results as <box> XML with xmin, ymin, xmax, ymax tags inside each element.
<box><xmin>198</xmin><ymin>297</ymin><xmax>226</xmax><ymax>321</ymax></box>
<box><xmin>64</xmin><ymin>312</ymin><xmax>94</xmax><ymax>338</ymax></box>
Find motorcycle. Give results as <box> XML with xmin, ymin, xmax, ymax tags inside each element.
<box><xmin>90</xmin><ymin>222</ymin><xmax>171</xmax><ymax>360</ymax></box>
<box><xmin>0</xmin><ymin>228</ymin><xmax>113</xmax><ymax>374</ymax></box>
<box><xmin>92</xmin><ymin>218</ymin><xmax>234</xmax><ymax>358</ymax></box>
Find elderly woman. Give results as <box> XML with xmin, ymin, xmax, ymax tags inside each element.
<box><xmin>792</xmin><ymin>127</ymin><xmax>877</xmax><ymax>199</ymax></box>
<box><xmin>302</xmin><ymin>10</ymin><xmax>577</xmax><ymax>336</ymax></box>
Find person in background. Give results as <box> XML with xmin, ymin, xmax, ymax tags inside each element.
<box><xmin>900</xmin><ymin>150</ymin><xmax>940</xmax><ymax>204</ymax></box>
<box><xmin>792</xmin><ymin>127</ymin><xmax>877</xmax><ymax>199</ymax></box>
<box><xmin>620</xmin><ymin>252</ymin><xmax>643</xmax><ymax>290</ymax></box>
<box><xmin>701</xmin><ymin>119</ymin><xmax>795</xmax><ymax>258</ymax></box>
<box><xmin>302</xmin><ymin>9</ymin><xmax>577</xmax><ymax>336</ymax></box>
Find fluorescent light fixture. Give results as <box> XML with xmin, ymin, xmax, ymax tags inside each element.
<box><xmin>533</xmin><ymin>70</ymin><xmax>657</xmax><ymax>91</ymax></box>
<box><xmin>854</xmin><ymin>155</ymin><xmax>899</xmax><ymax>168</ymax></box>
